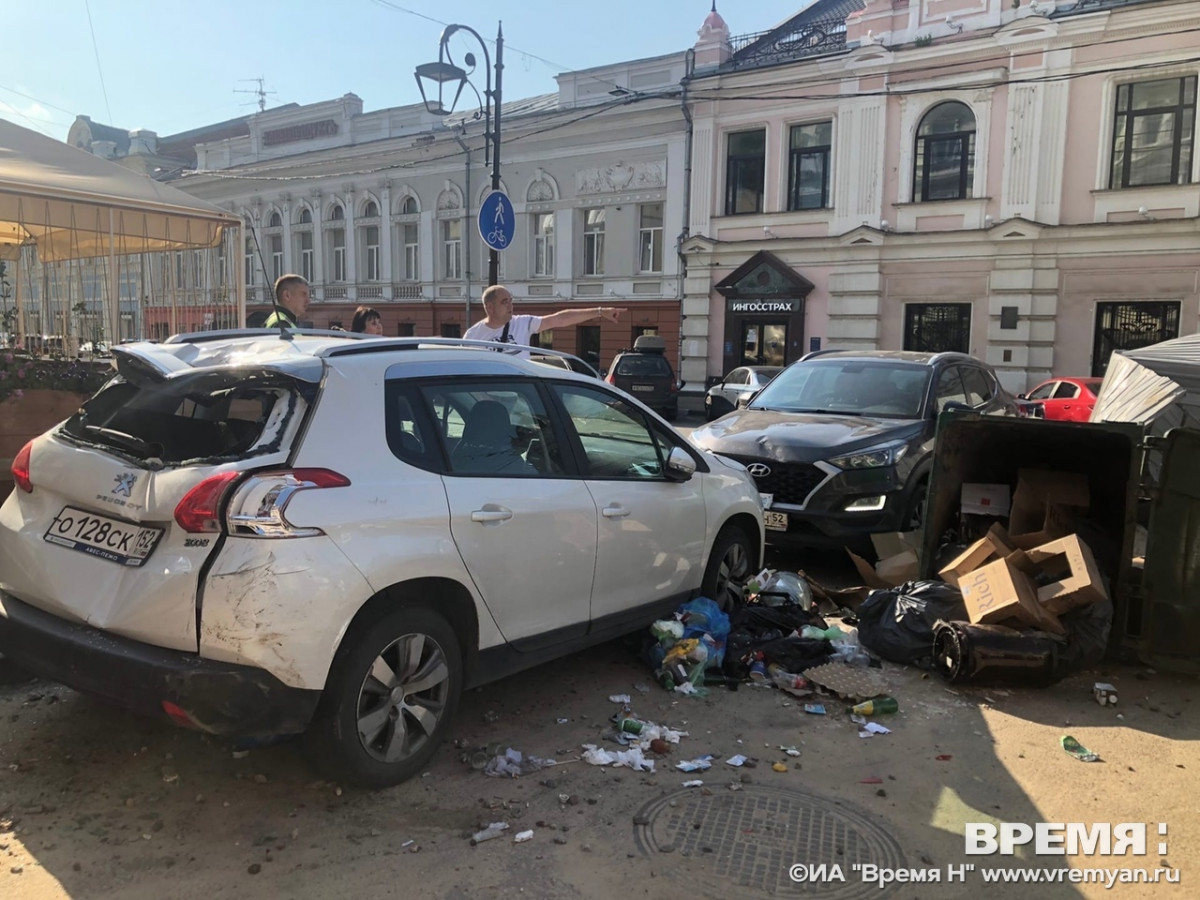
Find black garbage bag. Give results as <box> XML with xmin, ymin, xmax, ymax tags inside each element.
<box><xmin>757</xmin><ymin>635</ymin><xmax>834</xmax><ymax>673</ymax></box>
<box><xmin>1054</xmin><ymin>591</ymin><xmax>1113</xmax><ymax>677</ymax></box>
<box><xmin>723</xmin><ymin>603</ymin><xmax>828</xmax><ymax>678</ymax></box>
<box><xmin>856</xmin><ymin>580</ymin><xmax>968</xmax><ymax>668</ymax></box>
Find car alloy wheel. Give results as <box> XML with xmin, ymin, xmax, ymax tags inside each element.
<box><xmin>355</xmin><ymin>631</ymin><xmax>452</xmax><ymax>764</ymax></box>
<box><xmin>702</xmin><ymin>525</ymin><xmax>755</xmax><ymax>612</ymax></box>
<box><xmin>307</xmin><ymin>607</ymin><xmax>462</xmax><ymax>788</ymax></box>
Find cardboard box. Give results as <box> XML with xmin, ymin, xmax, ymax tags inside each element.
<box><xmin>961</xmin><ymin>483</ymin><xmax>1011</xmax><ymax>517</ymax></box>
<box><xmin>939</xmin><ymin>523</ymin><xmax>1018</xmax><ymax>588</ymax></box>
<box><xmin>846</xmin><ymin>532</ymin><xmax>921</xmax><ymax>589</ymax></box>
<box><xmin>958</xmin><ymin>552</ymin><xmax>1066</xmax><ymax>635</ymax></box>
<box><xmin>1025</xmin><ymin>534</ymin><xmax>1109</xmax><ymax>615</ymax></box>
<box><xmin>1008</xmin><ymin>469</ymin><xmax>1090</xmax><ymax>548</ymax></box>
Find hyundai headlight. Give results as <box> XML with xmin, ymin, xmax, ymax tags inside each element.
<box><xmin>828</xmin><ymin>442</ymin><xmax>908</xmax><ymax>470</ymax></box>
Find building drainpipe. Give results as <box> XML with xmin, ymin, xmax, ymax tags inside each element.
<box><xmin>677</xmin><ymin>48</ymin><xmax>696</xmax><ymax>403</ymax></box>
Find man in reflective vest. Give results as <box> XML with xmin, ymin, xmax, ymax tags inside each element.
<box><xmin>264</xmin><ymin>274</ymin><xmax>310</xmax><ymax>329</ymax></box>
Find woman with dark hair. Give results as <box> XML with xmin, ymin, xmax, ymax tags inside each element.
<box><xmin>350</xmin><ymin>306</ymin><xmax>383</xmax><ymax>335</ymax></box>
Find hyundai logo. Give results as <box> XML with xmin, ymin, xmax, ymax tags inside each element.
<box><xmin>747</xmin><ymin>463</ymin><xmax>771</xmax><ymax>478</ymax></box>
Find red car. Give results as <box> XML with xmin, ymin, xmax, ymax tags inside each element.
<box><xmin>1021</xmin><ymin>377</ymin><xmax>1103</xmax><ymax>422</ymax></box>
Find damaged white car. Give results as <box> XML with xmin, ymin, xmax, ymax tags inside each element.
<box><xmin>0</xmin><ymin>331</ymin><xmax>763</xmax><ymax>786</ymax></box>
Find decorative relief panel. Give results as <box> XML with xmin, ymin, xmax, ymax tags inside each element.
<box><xmin>575</xmin><ymin>161</ymin><xmax>666</xmax><ymax>195</ymax></box>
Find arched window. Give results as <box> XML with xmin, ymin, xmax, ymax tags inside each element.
<box><xmin>330</xmin><ymin>204</ymin><xmax>345</xmax><ymax>221</ymax></box>
<box><xmin>401</xmin><ymin>195</ymin><xmax>419</xmax><ymax>215</ymax></box>
<box><xmin>268</xmin><ymin>211</ymin><xmax>282</xmax><ymax>228</ymax></box>
<box><xmin>299</xmin><ymin>208</ymin><xmax>312</xmax><ymax>224</ymax></box>
<box><xmin>913</xmin><ymin>101</ymin><xmax>976</xmax><ymax>202</ymax></box>
<box><xmin>364</xmin><ymin>200</ymin><xmax>379</xmax><ymax>218</ymax></box>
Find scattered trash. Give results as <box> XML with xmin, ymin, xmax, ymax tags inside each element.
<box><xmin>771</xmin><ymin>667</ymin><xmax>812</xmax><ymax>697</ymax></box>
<box><xmin>1061</xmin><ymin>735</ymin><xmax>1100</xmax><ymax>762</ymax></box>
<box><xmin>778</xmin><ymin>745</ymin><xmax>801</xmax><ymax>757</ymax></box>
<box><xmin>581</xmin><ymin>744</ymin><xmax>655</xmax><ymax>772</ymax></box>
<box><xmin>856</xmin><ymin>580</ymin><xmax>968</xmax><ymax>668</ymax></box>
<box><xmin>231</xmin><ymin>750</ymin><xmax>249</xmax><ymax>760</ymax></box>
<box><xmin>513</xmin><ymin>830</ymin><xmax>534</xmax><ymax>843</ymax></box>
<box><xmin>858</xmin><ymin>722</ymin><xmax>892</xmax><ymax>737</ymax></box>
<box><xmin>725</xmin><ymin>754</ymin><xmax>749</xmax><ymax>767</ymax></box>
<box><xmin>471</xmin><ymin>822</ymin><xmax>510</xmax><ymax>845</ymax></box>
<box><xmin>634</xmin><ymin>683</ymin><xmax>651</xmax><ymax>693</ymax></box>
<box><xmin>682</xmin><ymin>779</ymin><xmax>704</xmax><ymax>787</ymax></box>
<box><xmin>859</xmin><ymin>776</ymin><xmax>883</xmax><ymax>784</ymax></box>
<box><xmin>483</xmin><ymin>747</ymin><xmax>556</xmax><ymax>778</ymax></box>
<box><xmin>1093</xmin><ymin>683</ymin><xmax>1118</xmax><ymax>706</ymax></box>
<box><xmin>803</xmin><ymin>703</ymin><xmax>826</xmax><ymax>715</ymax></box>
<box><xmin>615</xmin><ymin>717</ymin><xmax>644</xmax><ymax>735</ymax></box>
<box><xmin>556</xmin><ymin>718</ymin><xmax>569</xmax><ymax>725</ymax></box>
<box><xmin>401</xmin><ymin>839</ymin><xmax>415</xmax><ymax>848</ymax></box>
<box><xmin>676</xmin><ymin>756</ymin><xmax>714</xmax><ymax>772</ymax></box>
<box><xmin>649</xmin><ymin>738</ymin><xmax>671</xmax><ymax>755</ymax></box>
<box><xmin>848</xmin><ymin>696</ymin><xmax>899</xmax><ymax>716</ymax></box>
<box><xmin>935</xmin><ymin>754</ymin><xmax>953</xmax><ymax>761</ymax></box>
<box><xmin>609</xmin><ymin>694</ymin><xmax>631</xmax><ymax>705</ymax></box>
<box><xmin>772</xmin><ymin>762</ymin><xmax>789</xmax><ymax>772</ymax></box>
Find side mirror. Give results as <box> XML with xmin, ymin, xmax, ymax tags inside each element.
<box><xmin>665</xmin><ymin>446</ymin><xmax>697</xmax><ymax>482</ymax></box>
<box><xmin>736</xmin><ymin>390</ymin><xmax>760</xmax><ymax>410</ymax></box>
<box><xmin>1017</xmin><ymin>393</ymin><xmax>1027</xmax><ymax>400</ymax></box>
<box><xmin>678</xmin><ymin>380</ymin><xmax>687</xmax><ymax>390</ymax></box>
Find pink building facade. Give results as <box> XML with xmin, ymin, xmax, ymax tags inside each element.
<box><xmin>680</xmin><ymin>0</ymin><xmax>1200</xmax><ymax>395</ymax></box>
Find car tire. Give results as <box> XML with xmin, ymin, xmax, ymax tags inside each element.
<box><xmin>701</xmin><ymin>524</ymin><xmax>756</xmax><ymax>612</ymax></box>
<box><xmin>904</xmin><ymin>476</ymin><xmax>929</xmax><ymax>532</ymax></box>
<box><xmin>305</xmin><ymin>606</ymin><xmax>462</xmax><ymax>789</ymax></box>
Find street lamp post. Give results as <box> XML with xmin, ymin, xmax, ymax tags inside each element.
<box><xmin>415</xmin><ymin>21</ymin><xmax>504</xmax><ymax>288</ymax></box>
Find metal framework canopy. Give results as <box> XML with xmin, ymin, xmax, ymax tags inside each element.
<box><xmin>0</xmin><ymin>118</ymin><xmax>238</xmax><ymax>261</ymax></box>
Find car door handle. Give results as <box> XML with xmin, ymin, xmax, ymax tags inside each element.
<box><xmin>470</xmin><ymin>506</ymin><xmax>513</xmax><ymax>523</ymax></box>
<box><xmin>602</xmin><ymin>505</ymin><xmax>631</xmax><ymax>518</ymax></box>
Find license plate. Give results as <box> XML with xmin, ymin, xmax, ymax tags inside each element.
<box><xmin>764</xmin><ymin>511</ymin><xmax>789</xmax><ymax>531</ymax></box>
<box><xmin>44</xmin><ymin>506</ymin><xmax>164</xmax><ymax>567</ymax></box>
<box><xmin>631</xmin><ymin>385</ymin><xmax>655</xmax><ymax>393</ymax></box>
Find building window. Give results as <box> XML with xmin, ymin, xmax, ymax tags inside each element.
<box><xmin>398</xmin><ymin>322</ymin><xmax>416</xmax><ymax>337</ymax></box>
<box><xmin>402</xmin><ymin>223</ymin><xmax>419</xmax><ymax>281</ymax></box>
<box><xmin>582</xmin><ymin>208</ymin><xmax>605</xmax><ymax>276</ymax></box>
<box><xmin>299</xmin><ymin>208</ymin><xmax>312</xmax><ymax>224</ymax></box>
<box><xmin>270</xmin><ymin>235</ymin><xmax>283</xmax><ymax>282</ymax></box>
<box><xmin>638</xmin><ymin>203</ymin><xmax>664</xmax><ymax>273</ymax></box>
<box><xmin>533</xmin><ymin>212</ymin><xmax>555</xmax><ymax>277</ymax></box>
<box><xmin>788</xmin><ymin>121</ymin><xmax>832</xmax><ymax>210</ymax></box>
<box><xmin>331</xmin><ymin>229</ymin><xmax>346</xmax><ymax>282</ymax></box>
<box><xmin>365</xmin><ymin>226</ymin><xmax>381</xmax><ymax>281</ymax></box>
<box><xmin>1092</xmin><ymin>301</ymin><xmax>1181</xmax><ymax>377</ymax></box>
<box><xmin>244</xmin><ymin>238</ymin><xmax>255</xmax><ymax>286</ymax></box>
<box><xmin>401</xmin><ymin>196</ymin><xmax>418</xmax><ymax>215</ymax></box>
<box><xmin>903</xmin><ymin>303</ymin><xmax>971</xmax><ymax>353</ymax></box>
<box><xmin>442</xmin><ymin>219</ymin><xmax>462</xmax><ymax>280</ymax></box>
<box><xmin>363</xmin><ymin>200</ymin><xmax>378</xmax><ymax>218</ymax></box>
<box><xmin>299</xmin><ymin>232</ymin><xmax>314</xmax><ymax>282</ymax></box>
<box><xmin>913</xmin><ymin>102</ymin><xmax>976</xmax><ymax>202</ymax></box>
<box><xmin>1110</xmin><ymin>76</ymin><xmax>1196</xmax><ymax>189</ymax></box>
<box><xmin>440</xmin><ymin>323</ymin><xmax>461</xmax><ymax>338</ymax></box>
<box><xmin>268</xmin><ymin>211</ymin><xmax>282</xmax><ymax>228</ymax></box>
<box><xmin>725</xmin><ymin>129</ymin><xmax>766</xmax><ymax>215</ymax></box>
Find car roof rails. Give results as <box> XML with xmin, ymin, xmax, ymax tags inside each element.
<box><xmin>632</xmin><ymin>334</ymin><xmax>667</xmax><ymax>353</ymax></box>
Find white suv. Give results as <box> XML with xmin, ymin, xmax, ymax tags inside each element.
<box><xmin>0</xmin><ymin>332</ymin><xmax>763</xmax><ymax>787</ymax></box>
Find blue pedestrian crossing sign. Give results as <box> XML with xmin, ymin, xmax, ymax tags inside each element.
<box><xmin>479</xmin><ymin>190</ymin><xmax>515</xmax><ymax>252</ymax></box>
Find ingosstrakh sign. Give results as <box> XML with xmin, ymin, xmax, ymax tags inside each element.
<box><xmin>729</xmin><ymin>300</ymin><xmax>798</xmax><ymax>313</ymax></box>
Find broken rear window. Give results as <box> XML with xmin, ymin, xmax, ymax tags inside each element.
<box><xmin>60</xmin><ymin>370</ymin><xmax>313</xmax><ymax>465</ymax></box>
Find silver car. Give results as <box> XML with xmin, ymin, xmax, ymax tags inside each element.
<box><xmin>705</xmin><ymin>366</ymin><xmax>783</xmax><ymax>421</ymax></box>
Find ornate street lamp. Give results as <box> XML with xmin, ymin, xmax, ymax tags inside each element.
<box><xmin>415</xmin><ymin>21</ymin><xmax>504</xmax><ymax>287</ymax></box>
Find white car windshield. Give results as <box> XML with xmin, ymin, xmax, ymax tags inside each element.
<box><xmin>750</xmin><ymin>360</ymin><xmax>930</xmax><ymax>418</ymax></box>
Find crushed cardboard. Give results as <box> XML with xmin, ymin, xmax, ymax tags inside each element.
<box><xmin>804</xmin><ymin>661</ymin><xmax>891</xmax><ymax>701</ymax></box>
<box><xmin>1008</xmin><ymin>469</ymin><xmax>1090</xmax><ymax>549</ymax></box>
<box><xmin>846</xmin><ymin>531</ymin><xmax>922</xmax><ymax>589</ymax></box>
<box><xmin>961</xmin><ymin>483</ymin><xmax>1011</xmax><ymax>517</ymax></box>
<box><xmin>958</xmin><ymin>552</ymin><xmax>1066</xmax><ymax>636</ymax></box>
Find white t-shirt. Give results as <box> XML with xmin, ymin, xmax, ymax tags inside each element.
<box><xmin>464</xmin><ymin>314</ymin><xmax>543</xmax><ymax>358</ymax></box>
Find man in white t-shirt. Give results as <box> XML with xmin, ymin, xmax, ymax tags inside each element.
<box><xmin>464</xmin><ymin>285</ymin><xmax>626</xmax><ymax>359</ymax></box>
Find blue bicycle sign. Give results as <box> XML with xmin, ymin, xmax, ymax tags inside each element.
<box><xmin>478</xmin><ymin>190</ymin><xmax>515</xmax><ymax>252</ymax></box>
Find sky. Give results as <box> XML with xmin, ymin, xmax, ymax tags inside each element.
<box><xmin>1</xmin><ymin>0</ymin><xmax>812</xmax><ymax>140</ymax></box>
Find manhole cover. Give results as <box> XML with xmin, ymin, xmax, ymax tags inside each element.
<box><xmin>633</xmin><ymin>784</ymin><xmax>906</xmax><ymax>899</ymax></box>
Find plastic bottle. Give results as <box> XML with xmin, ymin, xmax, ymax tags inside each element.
<box><xmin>616</xmin><ymin>717</ymin><xmax>644</xmax><ymax>735</ymax></box>
<box><xmin>848</xmin><ymin>696</ymin><xmax>899</xmax><ymax>716</ymax></box>
<box><xmin>470</xmin><ymin>822</ymin><xmax>510</xmax><ymax>845</ymax></box>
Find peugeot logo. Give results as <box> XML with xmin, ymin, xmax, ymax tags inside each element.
<box><xmin>747</xmin><ymin>463</ymin><xmax>771</xmax><ymax>478</ymax></box>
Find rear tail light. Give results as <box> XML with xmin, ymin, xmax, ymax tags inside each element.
<box><xmin>11</xmin><ymin>441</ymin><xmax>33</xmax><ymax>493</ymax></box>
<box><xmin>605</xmin><ymin>372</ymin><xmax>616</xmax><ymax>385</ymax></box>
<box><xmin>226</xmin><ymin>468</ymin><xmax>350</xmax><ymax>537</ymax></box>
<box><xmin>174</xmin><ymin>472</ymin><xmax>241</xmax><ymax>533</ymax></box>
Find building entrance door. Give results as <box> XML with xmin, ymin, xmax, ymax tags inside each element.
<box><xmin>741</xmin><ymin>322</ymin><xmax>787</xmax><ymax>367</ymax></box>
